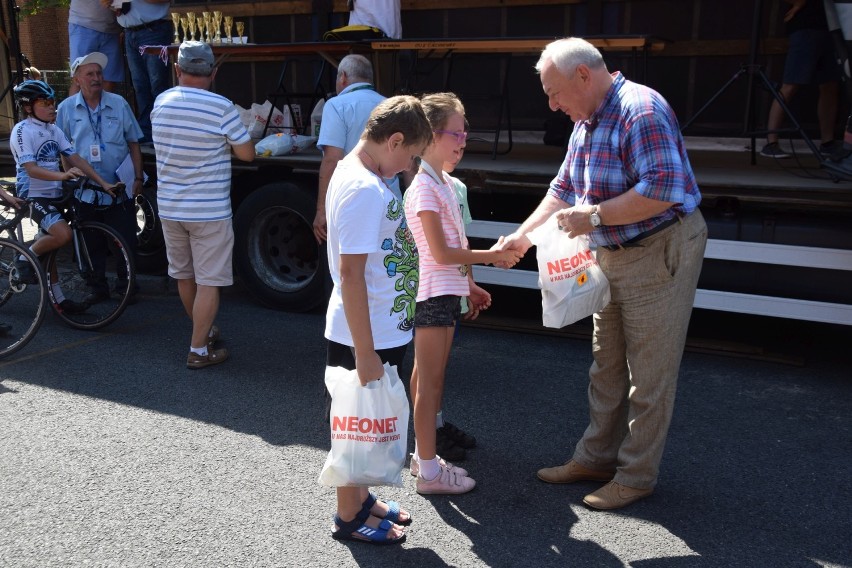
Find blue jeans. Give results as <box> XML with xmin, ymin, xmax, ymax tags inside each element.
<box><xmin>124</xmin><ymin>20</ymin><xmax>172</xmax><ymax>142</ymax></box>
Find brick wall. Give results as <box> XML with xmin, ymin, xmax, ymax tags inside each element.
<box><xmin>18</xmin><ymin>5</ymin><xmax>70</xmax><ymax>73</ymax></box>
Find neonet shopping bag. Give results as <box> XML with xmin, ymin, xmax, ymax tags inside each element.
<box><xmin>527</xmin><ymin>214</ymin><xmax>611</xmax><ymax>328</ymax></box>
<box><xmin>318</xmin><ymin>363</ymin><xmax>409</xmax><ymax>488</ymax></box>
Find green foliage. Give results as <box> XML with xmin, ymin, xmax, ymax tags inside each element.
<box><xmin>18</xmin><ymin>0</ymin><xmax>71</xmax><ymax>17</ymax></box>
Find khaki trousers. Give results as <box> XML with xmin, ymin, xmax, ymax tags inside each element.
<box><xmin>572</xmin><ymin>210</ymin><xmax>707</xmax><ymax>489</ymax></box>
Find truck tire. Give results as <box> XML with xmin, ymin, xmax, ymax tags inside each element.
<box><xmin>233</xmin><ymin>182</ymin><xmax>325</xmax><ymax>312</ymax></box>
<box><xmin>134</xmin><ymin>184</ymin><xmax>168</xmax><ymax>274</ymax></box>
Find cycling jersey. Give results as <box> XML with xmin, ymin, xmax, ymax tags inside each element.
<box><xmin>10</xmin><ymin>117</ymin><xmax>75</xmax><ymax>199</ymax></box>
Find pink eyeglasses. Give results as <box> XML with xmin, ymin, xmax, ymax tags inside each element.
<box><xmin>434</xmin><ymin>130</ymin><xmax>468</xmax><ymax>144</ymax></box>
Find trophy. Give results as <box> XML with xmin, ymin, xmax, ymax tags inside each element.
<box><xmin>213</xmin><ymin>11</ymin><xmax>222</xmax><ymax>43</ymax></box>
<box><xmin>180</xmin><ymin>17</ymin><xmax>189</xmax><ymax>43</ymax></box>
<box><xmin>236</xmin><ymin>21</ymin><xmax>245</xmax><ymax>44</ymax></box>
<box><xmin>171</xmin><ymin>12</ymin><xmax>180</xmax><ymax>44</ymax></box>
<box><xmin>202</xmin><ymin>12</ymin><xmax>211</xmax><ymax>42</ymax></box>
<box><xmin>186</xmin><ymin>12</ymin><xmax>196</xmax><ymax>35</ymax></box>
<box><xmin>196</xmin><ymin>17</ymin><xmax>204</xmax><ymax>41</ymax></box>
<box><xmin>224</xmin><ymin>16</ymin><xmax>233</xmax><ymax>44</ymax></box>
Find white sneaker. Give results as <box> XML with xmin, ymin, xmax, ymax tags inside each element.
<box><xmin>416</xmin><ymin>464</ymin><xmax>476</xmax><ymax>495</ymax></box>
<box><xmin>410</xmin><ymin>453</ymin><xmax>468</xmax><ymax>477</ymax></box>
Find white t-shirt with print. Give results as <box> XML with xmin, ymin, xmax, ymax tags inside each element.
<box><xmin>324</xmin><ymin>158</ymin><xmax>417</xmax><ymax>349</ymax></box>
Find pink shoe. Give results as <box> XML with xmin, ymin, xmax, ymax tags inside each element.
<box><xmin>410</xmin><ymin>454</ymin><xmax>468</xmax><ymax>478</ymax></box>
<box><xmin>416</xmin><ymin>464</ymin><xmax>476</xmax><ymax>495</ymax></box>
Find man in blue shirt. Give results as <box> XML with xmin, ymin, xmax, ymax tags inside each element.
<box><xmin>56</xmin><ymin>51</ymin><xmax>144</xmax><ymax>303</ymax></box>
<box><xmin>313</xmin><ymin>54</ymin><xmax>392</xmax><ymax>244</ymax></box>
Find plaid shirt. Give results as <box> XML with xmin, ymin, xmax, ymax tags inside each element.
<box><xmin>547</xmin><ymin>72</ymin><xmax>701</xmax><ymax>248</ymax></box>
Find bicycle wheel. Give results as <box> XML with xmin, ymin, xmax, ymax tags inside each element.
<box><xmin>0</xmin><ymin>238</ymin><xmax>47</xmax><ymax>358</ymax></box>
<box><xmin>46</xmin><ymin>221</ymin><xmax>136</xmax><ymax>330</ymax></box>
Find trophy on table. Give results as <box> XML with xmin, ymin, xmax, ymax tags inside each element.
<box><xmin>196</xmin><ymin>16</ymin><xmax>205</xmax><ymax>41</ymax></box>
<box><xmin>171</xmin><ymin>12</ymin><xmax>180</xmax><ymax>44</ymax></box>
<box><xmin>224</xmin><ymin>16</ymin><xmax>233</xmax><ymax>44</ymax></box>
<box><xmin>236</xmin><ymin>21</ymin><xmax>245</xmax><ymax>44</ymax></box>
<box><xmin>186</xmin><ymin>12</ymin><xmax>196</xmax><ymax>39</ymax></box>
<box><xmin>202</xmin><ymin>12</ymin><xmax>211</xmax><ymax>42</ymax></box>
<box><xmin>213</xmin><ymin>11</ymin><xmax>223</xmax><ymax>43</ymax></box>
<box><xmin>180</xmin><ymin>17</ymin><xmax>189</xmax><ymax>43</ymax></box>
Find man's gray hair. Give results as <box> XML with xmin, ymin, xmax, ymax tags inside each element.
<box><xmin>337</xmin><ymin>54</ymin><xmax>373</xmax><ymax>83</ymax></box>
<box><xmin>535</xmin><ymin>38</ymin><xmax>606</xmax><ymax>76</ymax></box>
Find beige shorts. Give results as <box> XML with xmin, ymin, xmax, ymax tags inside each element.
<box><xmin>161</xmin><ymin>219</ymin><xmax>234</xmax><ymax>286</ymax></box>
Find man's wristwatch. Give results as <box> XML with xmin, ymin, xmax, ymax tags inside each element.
<box><xmin>589</xmin><ymin>205</ymin><xmax>602</xmax><ymax>228</ymax></box>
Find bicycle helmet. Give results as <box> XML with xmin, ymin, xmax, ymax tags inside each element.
<box><xmin>14</xmin><ymin>80</ymin><xmax>55</xmax><ymax>105</ymax></box>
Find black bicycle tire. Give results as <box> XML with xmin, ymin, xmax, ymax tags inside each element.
<box><xmin>0</xmin><ymin>238</ymin><xmax>48</xmax><ymax>358</ymax></box>
<box><xmin>46</xmin><ymin>221</ymin><xmax>136</xmax><ymax>331</ymax></box>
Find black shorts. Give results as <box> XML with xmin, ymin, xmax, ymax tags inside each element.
<box><xmin>414</xmin><ymin>295</ymin><xmax>461</xmax><ymax>328</ymax></box>
<box><xmin>28</xmin><ymin>198</ymin><xmax>65</xmax><ymax>232</ymax></box>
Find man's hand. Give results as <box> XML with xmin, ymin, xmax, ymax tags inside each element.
<box><xmin>555</xmin><ymin>205</ymin><xmax>595</xmax><ymax>239</ymax></box>
<box><xmin>491</xmin><ymin>233</ymin><xmax>532</xmax><ymax>268</ymax></box>
<box><xmin>132</xmin><ymin>179</ymin><xmax>143</xmax><ymax>197</ymax></box>
<box><xmin>784</xmin><ymin>0</ymin><xmax>807</xmax><ymax>22</ymax></box>
<box><xmin>313</xmin><ymin>208</ymin><xmax>327</xmax><ymax>243</ymax></box>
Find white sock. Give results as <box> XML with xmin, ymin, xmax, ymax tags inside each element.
<box><xmin>51</xmin><ymin>284</ymin><xmax>65</xmax><ymax>303</ymax></box>
<box><xmin>190</xmin><ymin>345</ymin><xmax>208</xmax><ymax>356</ymax></box>
<box><xmin>417</xmin><ymin>456</ymin><xmax>441</xmax><ymax>480</ymax></box>
<box><xmin>435</xmin><ymin>411</ymin><xmax>444</xmax><ymax>428</ymax></box>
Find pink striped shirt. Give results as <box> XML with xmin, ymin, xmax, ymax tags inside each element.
<box><xmin>405</xmin><ymin>168</ymin><xmax>470</xmax><ymax>302</ymax></box>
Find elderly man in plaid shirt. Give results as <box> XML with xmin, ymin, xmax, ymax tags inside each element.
<box><xmin>497</xmin><ymin>37</ymin><xmax>708</xmax><ymax>510</ymax></box>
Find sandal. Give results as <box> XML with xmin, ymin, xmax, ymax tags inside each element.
<box><xmin>363</xmin><ymin>492</ymin><xmax>412</xmax><ymax>526</ymax></box>
<box><xmin>331</xmin><ymin>507</ymin><xmax>406</xmax><ymax>546</ymax></box>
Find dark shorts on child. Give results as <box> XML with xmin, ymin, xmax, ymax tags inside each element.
<box><xmin>28</xmin><ymin>198</ymin><xmax>65</xmax><ymax>232</ymax></box>
<box><xmin>414</xmin><ymin>295</ymin><xmax>461</xmax><ymax>327</ymax></box>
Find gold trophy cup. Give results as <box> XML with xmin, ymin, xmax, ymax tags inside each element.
<box><xmin>236</xmin><ymin>21</ymin><xmax>245</xmax><ymax>44</ymax></box>
<box><xmin>188</xmin><ymin>18</ymin><xmax>197</xmax><ymax>42</ymax></box>
<box><xmin>196</xmin><ymin>17</ymin><xmax>205</xmax><ymax>41</ymax></box>
<box><xmin>202</xmin><ymin>12</ymin><xmax>211</xmax><ymax>42</ymax></box>
<box><xmin>224</xmin><ymin>16</ymin><xmax>233</xmax><ymax>44</ymax></box>
<box><xmin>171</xmin><ymin>13</ymin><xmax>180</xmax><ymax>44</ymax></box>
<box><xmin>180</xmin><ymin>17</ymin><xmax>189</xmax><ymax>43</ymax></box>
<box><xmin>213</xmin><ymin>11</ymin><xmax>222</xmax><ymax>43</ymax></box>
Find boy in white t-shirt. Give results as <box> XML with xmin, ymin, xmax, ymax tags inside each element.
<box><xmin>324</xmin><ymin>95</ymin><xmax>432</xmax><ymax>545</ymax></box>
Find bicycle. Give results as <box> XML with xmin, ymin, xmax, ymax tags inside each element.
<box><xmin>0</xmin><ymin>206</ymin><xmax>48</xmax><ymax>358</ymax></box>
<box><xmin>0</xmin><ymin>179</ymin><xmax>136</xmax><ymax>331</ymax></box>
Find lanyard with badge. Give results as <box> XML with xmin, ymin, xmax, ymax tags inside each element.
<box><xmin>346</xmin><ymin>84</ymin><xmax>374</xmax><ymax>94</ymax></box>
<box><xmin>85</xmin><ymin>101</ymin><xmax>104</xmax><ymax>163</ymax></box>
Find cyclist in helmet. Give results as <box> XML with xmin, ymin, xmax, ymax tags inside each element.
<box><xmin>8</xmin><ymin>79</ymin><xmax>120</xmax><ymax>314</ymax></box>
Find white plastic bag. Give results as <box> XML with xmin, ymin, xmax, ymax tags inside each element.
<box><xmin>254</xmin><ymin>133</ymin><xmax>318</xmax><ymax>157</ymax></box>
<box><xmin>247</xmin><ymin>100</ymin><xmax>292</xmax><ymax>139</ymax></box>
<box><xmin>318</xmin><ymin>363</ymin><xmax>410</xmax><ymax>488</ymax></box>
<box><xmin>527</xmin><ymin>213</ymin><xmax>611</xmax><ymax>328</ymax></box>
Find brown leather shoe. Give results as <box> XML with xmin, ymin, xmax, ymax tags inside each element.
<box><xmin>536</xmin><ymin>460</ymin><xmax>614</xmax><ymax>484</ymax></box>
<box><xmin>187</xmin><ymin>347</ymin><xmax>229</xmax><ymax>369</ymax></box>
<box><xmin>583</xmin><ymin>481</ymin><xmax>653</xmax><ymax>510</ymax></box>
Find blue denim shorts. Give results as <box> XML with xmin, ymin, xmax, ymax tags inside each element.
<box><xmin>68</xmin><ymin>24</ymin><xmax>125</xmax><ymax>83</ymax></box>
<box><xmin>414</xmin><ymin>295</ymin><xmax>461</xmax><ymax>327</ymax></box>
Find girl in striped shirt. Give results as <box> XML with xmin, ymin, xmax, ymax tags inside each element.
<box><xmin>404</xmin><ymin>93</ymin><xmax>522</xmax><ymax>494</ymax></box>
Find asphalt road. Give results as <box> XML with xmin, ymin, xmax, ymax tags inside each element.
<box><xmin>1</xmin><ymin>277</ymin><xmax>850</xmax><ymax>568</ymax></box>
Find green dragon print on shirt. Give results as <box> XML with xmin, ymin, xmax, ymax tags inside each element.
<box><xmin>382</xmin><ymin>198</ymin><xmax>418</xmax><ymax>332</ymax></box>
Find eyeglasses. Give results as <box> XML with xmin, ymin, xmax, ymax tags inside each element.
<box><xmin>34</xmin><ymin>99</ymin><xmax>56</xmax><ymax>107</ymax></box>
<box><xmin>434</xmin><ymin>130</ymin><xmax>468</xmax><ymax>144</ymax></box>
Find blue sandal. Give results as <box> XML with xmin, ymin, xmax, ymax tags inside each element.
<box><xmin>363</xmin><ymin>492</ymin><xmax>413</xmax><ymax>526</ymax></box>
<box><xmin>331</xmin><ymin>507</ymin><xmax>406</xmax><ymax>546</ymax></box>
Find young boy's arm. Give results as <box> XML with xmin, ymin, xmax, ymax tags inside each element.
<box><xmin>64</xmin><ymin>154</ymin><xmax>120</xmax><ymax>194</ymax></box>
<box><xmin>22</xmin><ymin>160</ymin><xmax>83</xmax><ymax>183</ymax></box>
<box><xmin>339</xmin><ymin>252</ymin><xmax>384</xmax><ymax>386</ymax></box>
